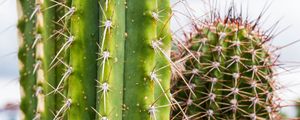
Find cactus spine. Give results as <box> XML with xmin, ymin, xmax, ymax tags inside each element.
<box><xmin>171</xmin><ymin>8</ymin><xmax>278</xmax><ymax>120</ymax></box>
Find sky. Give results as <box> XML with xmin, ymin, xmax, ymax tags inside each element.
<box><xmin>0</xmin><ymin>0</ymin><xmax>300</xmax><ymax>119</ymax></box>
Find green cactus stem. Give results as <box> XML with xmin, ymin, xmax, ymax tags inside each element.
<box><xmin>171</xmin><ymin>8</ymin><xmax>279</xmax><ymax>120</ymax></box>
<box><xmin>17</xmin><ymin>0</ymin><xmax>37</xmax><ymax>119</ymax></box>
<box><xmin>96</xmin><ymin>0</ymin><xmax>125</xmax><ymax>119</ymax></box>
<box><xmin>67</xmin><ymin>0</ymin><xmax>99</xmax><ymax>119</ymax></box>
<box><xmin>122</xmin><ymin>0</ymin><xmax>157</xmax><ymax>119</ymax></box>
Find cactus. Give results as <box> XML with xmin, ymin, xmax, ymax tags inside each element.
<box><xmin>17</xmin><ymin>0</ymin><xmax>172</xmax><ymax>119</ymax></box>
<box><xmin>171</xmin><ymin>7</ymin><xmax>279</xmax><ymax>120</ymax></box>
<box><xmin>17</xmin><ymin>0</ymin><xmax>285</xmax><ymax>119</ymax></box>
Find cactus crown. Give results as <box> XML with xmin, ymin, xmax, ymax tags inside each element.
<box><xmin>171</xmin><ymin>6</ymin><xmax>280</xmax><ymax>120</ymax></box>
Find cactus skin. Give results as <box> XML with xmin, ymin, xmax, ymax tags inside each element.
<box><xmin>123</xmin><ymin>0</ymin><xmax>157</xmax><ymax>119</ymax></box>
<box><xmin>17</xmin><ymin>0</ymin><xmax>37</xmax><ymax>119</ymax></box>
<box><xmin>68</xmin><ymin>0</ymin><xmax>99</xmax><ymax>119</ymax></box>
<box><xmin>171</xmin><ymin>10</ymin><xmax>278</xmax><ymax>119</ymax></box>
<box><xmin>97</xmin><ymin>0</ymin><xmax>125</xmax><ymax>119</ymax></box>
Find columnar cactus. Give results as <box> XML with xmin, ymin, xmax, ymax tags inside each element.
<box><xmin>17</xmin><ymin>0</ymin><xmax>172</xmax><ymax>120</ymax></box>
<box><xmin>171</xmin><ymin>8</ymin><xmax>279</xmax><ymax>120</ymax></box>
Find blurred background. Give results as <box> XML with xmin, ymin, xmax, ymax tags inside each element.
<box><xmin>0</xmin><ymin>0</ymin><xmax>300</xmax><ymax>119</ymax></box>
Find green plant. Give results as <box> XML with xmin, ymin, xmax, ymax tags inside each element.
<box><xmin>17</xmin><ymin>0</ymin><xmax>172</xmax><ymax>120</ymax></box>
<box><xmin>171</xmin><ymin>8</ymin><xmax>279</xmax><ymax>120</ymax></box>
<box><xmin>17</xmin><ymin>0</ymin><xmax>285</xmax><ymax>120</ymax></box>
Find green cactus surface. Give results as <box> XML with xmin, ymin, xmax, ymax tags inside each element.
<box><xmin>171</xmin><ymin>9</ymin><xmax>279</xmax><ymax>120</ymax></box>
<box><xmin>17</xmin><ymin>0</ymin><xmax>172</xmax><ymax>120</ymax></box>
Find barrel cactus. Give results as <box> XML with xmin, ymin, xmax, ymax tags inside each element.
<box><xmin>17</xmin><ymin>0</ymin><xmax>172</xmax><ymax>119</ymax></box>
<box><xmin>171</xmin><ymin>7</ymin><xmax>280</xmax><ymax>120</ymax></box>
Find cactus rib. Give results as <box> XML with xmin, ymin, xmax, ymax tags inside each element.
<box><xmin>67</xmin><ymin>0</ymin><xmax>99</xmax><ymax>119</ymax></box>
<box><xmin>17</xmin><ymin>0</ymin><xmax>37</xmax><ymax>119</ymax></box>
<box><xmin>97</xmin><ymin>0</ymin><xmax>125</xmax><ymax>119</ymax></box>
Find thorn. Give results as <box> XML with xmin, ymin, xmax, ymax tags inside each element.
<box><xmin>54</xmin><ymin>66</ymin><xmax>72</xmax><ymax>92</ymax></box>
<box><xmin>33</xmin><ymin>60</ymin><xmax>41</xmax><ymax>74</ymax></box>
<box><xmin>32</xmin><ymin>34</ymin><xmax>42</xmax><ymax>49</ymax></box>
<box><xmin>54</xmin><ymin>99</ymin><xmax>72</xmax><ymax>120</ymax></box>
<box><xmin>97</xmin><ymin>82</ymin><xmax>110</xmax><ymax>112</ymax></box>
<box><xmin>105</xmin><ymin>0</ymin><xmax>109</xmax><ymax>11</ymax></box>
<box><xmin>250</xmin><ymin>97</ymin><xmax>259</xmax><ymax>107</ymax></box>
<box><xmin>30</xmin><ymin>4</ymin><xmax>40</xmax><ymax>20</ymax></box>
<box><xmin>99</xmin><ymin>20</ymin><xmax>113</xmax><ymax>52</ymax></box>
<box><xmin>57</xmin><ymin>6</ymin><xmax>75</xmax><ymax>22</ymax></box>
<box><xmin>150</xmin><ymin>71</ymin><xmax>172</xmax><ymax>104</ymax></box>
<box><xmin>50</xmin><ymin>36</ymin><xmax>74</xmax><ymax>65</ymax></box>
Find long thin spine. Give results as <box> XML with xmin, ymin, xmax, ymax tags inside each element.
<box><xmin>123</xmin><ymin>0</ymin><xmax>157</xmax><ymax>119</ymax></box>
<box><xmin>35</xmin><ymin>0</ymin><xmax>57</xmax><ymax>119</ymax></box>
<box><xmin>54</xmin><ymin>0</ymin><xmax>72</xmax><ymax>117</ymax></box>
<box><xmin>17</xmin><ymin>0</ymin><xmax>37</xmax><ymax>119</ymax></box>
<box><xmin>154</xmin><ymin>0</ymin><xmax>172</xmax><ymax>119</ymax></box>
<box><xmin>97</xmin><ymin>0</ymin><xmax>125</xmax><ymax>119</ymax></box>
<box><xmin>67</xmin><ymin>0</ymin><xmax>99</xmax><ymax>119</ymax></box>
